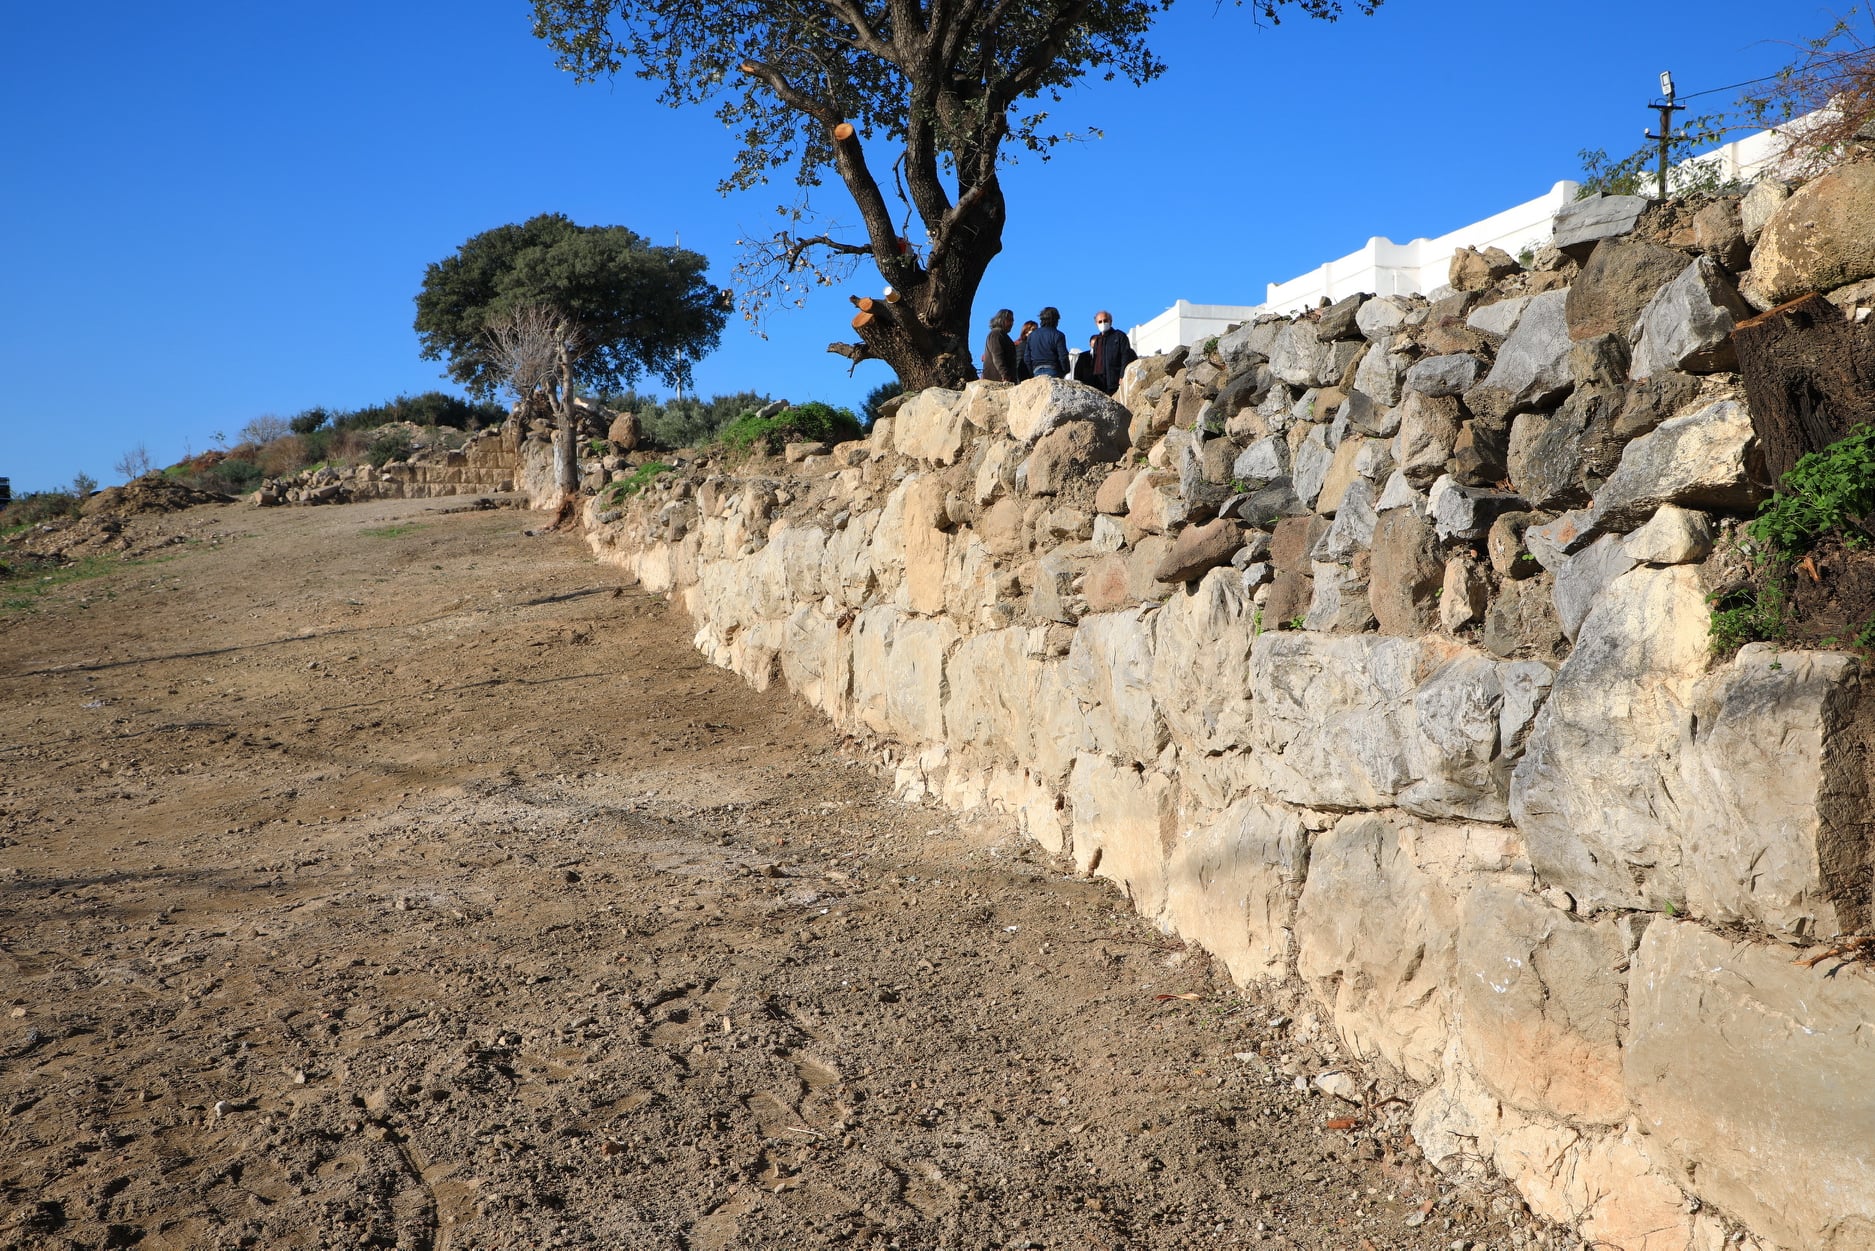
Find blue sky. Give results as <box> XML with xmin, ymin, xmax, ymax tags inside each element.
<box><xmin>0</xmin><ymin>1</ymin><xmax>1833</xmax><ymax>492</ymax></box>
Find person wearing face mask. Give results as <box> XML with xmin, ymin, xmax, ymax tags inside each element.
<box><xmin>1019</xmin><ymin>307</ymin><xmax>1070</xmax><ymax>379</ymax></box>
<box><xmin>1088</xmin><ymin>310</ymin><xmax>1137</xmax><ymax>396</ymax></box>
<box><xmin>982</xmin><ymin>308</ymin><xmax>1019</xmax><ymax>383</ymax></box>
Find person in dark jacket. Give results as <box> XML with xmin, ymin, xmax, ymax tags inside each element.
<box><xmin>1020</xmin><ymin>306</ymin><xmax>1070</xmax><ymax>379</ymax></box>
<box><xmin>1088</xmin><ymin>310</ymin><xmax>1137</xmax><ymax>395</ymax></box>
<box><xmin>982</xmin><ymin>308</ymin><xmax>1019</xmax><ymax>383</ymax></box>
<box><xmin>1014</xmin><ymin>320</ymin><xmax>1039</xmax><ymax>381</ymax></box>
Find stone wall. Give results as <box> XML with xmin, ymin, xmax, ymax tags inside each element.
<box><xmin>570</xmin><ymin>174</ymin><xmax>1875</xmax><ymax>1251</ymax></box>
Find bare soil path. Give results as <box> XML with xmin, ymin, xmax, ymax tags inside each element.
<box><xmin>1</xmin><ymin>500</ymin><xmax>1502</xmax><ymax>1251</ymax></box>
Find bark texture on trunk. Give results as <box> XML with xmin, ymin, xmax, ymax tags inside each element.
<box><xmin>1735</xmin><ymin>294</ymin><xmax>1875</xmax><ymax>483</ymax></box>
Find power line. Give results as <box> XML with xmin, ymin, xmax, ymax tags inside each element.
<box><xmin>1675</xmin><ymin>45</ymin><xmax>1872</xmax><ymax>101</ymax></box>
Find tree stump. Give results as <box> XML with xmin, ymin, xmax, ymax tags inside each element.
<box><xmin>1734</xmin><ymin>294</ymin><xmax>1875</xmax><ymax>484</ymax></box>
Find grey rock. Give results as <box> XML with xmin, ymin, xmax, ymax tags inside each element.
<box><xmin>1470</xmin><ymin>288</ymin><xmax>1574</xmax><ymax>418</ymax></box>
<box><xmin>1524</xmin><ymin>508</ymin><xmax>1600</xmax><ymax>568</ymax></box>
<box><xmin>1303</xmin><ymin>560</ymin><xmax>1375</xmax><ymax>633</ymax></box>
<box><xmin>1612</xmin><ymin>370</ymin><xmax>1703</xmax><ymax>443</ymax></box>
<box><xmin>1622</xmin><ymin>505</ymin><xmax>1714</xmax><ymax>564</ymax></box>
<box><xmin>1565</xmin><ymin>239</ymin><xmax>1690</xmax><ymax>342</ymax></box>
<box><xmin>1629</xmin><ymin>256</ymin><xmax>1753</xmax><ymax>378</ymax></box>
<box><xmin>1211</xmin><ymin>367</ymin><xmax>1274</xmax><ymax>427</ymax></box>
<box><xmin>1625</xmin><ymin>921</ymin><xmax>1875</xmax><ymax>1250</ymax></box>
<box><xmin>1374</xmin><ymin>470</ymin><xmax>1426</xmax><ymax>515</ymax></box>
<box><xmin>1269</xmin><ymin>322</ymin><xmax>1329</xmax><ymax>387</ymax></box>
<box><xmin>1237</xmin><ymin>478</ymin><xmax>1308</xmax><ymax>528</ymax></box>
<box><xmin>1569</xmin><ymin>332</ymin><xmax>1631</xmax><ymax>390</ymax></box>
<box><xmin>1355</xmin><ymin>294</ymin><xmax>1417</xmax><ymax>341</ymax></box>
<box><xmin>1353</xmin><ymin>343</ymin><xmax>1408</xmax><ymax>407</ymax></box>
<box><xmin>1316</xmin><ymin>292</ymin><xmax>1368</xmax><ymax>341</ymax></box>
<box><xmin>1292</xmin><ymin>427</ymin><xmax>1335</xmax><ymax>510</ymax></box>
<box><xmin>1591</xmin><ymin>396</ymin><xmax>1764</xmax><ymax>532</ymax></box>
<box><xmin>1233</xmin><ymin>435</ymin><xmax>1291</xmax><ymax>485</ymax></box>
<box><xmin>1340</xmin><ymin>388</ymin><xmax>1398</xmax><ymax>439</ymax></box>
<box><xmin>1551</xmin><ymin>193</ymin><xmax>1649</xmax><ymax>258</ymax></box>
<box><xmin>1465</xmin><ymin>295</ymin><xmax>1531</xmax><ymax>340</ymax></box>
<box><xmin>1428</xmin><ymin>475</ymin><xmax>1526</xmax><ymax>542</ymax></box>
<box><xmin>1498</xmin><ymin>660</ymin><xmax>1554</xmax><ymax>760</ymax></box>
<box><xmin>1406</xmin><ymin>354</ymin><xmax>1483</xmax><ymax>398</ymax></box>
<box><xmin>1505</xmin><ymin>384</ymin><xmax>1624</xmax><ymax>511</ymax></box>
<box><xmin>1312</xmin><ymin>478</ymin><xmax>1379</xmax><ymax>563</ymax></box>
<box><xmin>1439</xmin><ymin>558</ymin><xmax>1490</xmax><ymax>632</ymax></box>
<box><xmin>1739</xmin><ymin>177</ymin><xmax>1790</xmax><ymax>244</ymax></box>
<box><xmin>1552</xmin><ymin>533</ymin><xmax>1640</xmax><ymax>640</ymax></box>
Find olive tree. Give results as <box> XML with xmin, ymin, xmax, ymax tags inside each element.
<box><xmin>532</xmin><ymin>0</ymin><xmax>1376</xmax><ymax>389</ymax></box>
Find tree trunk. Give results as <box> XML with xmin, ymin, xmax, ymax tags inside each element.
<box><xmin>826</xmin><ymin>176</ymin><xmax>1006</xmax><ymax>391</ymax></box>
<box><xmin>554</xmin><ymin>354</ymin><xmax>579</xmax><ymax>501</ymax></box>
<box><xmin>1735</xmin><ymin>293</ymin><xmax>1875</xmax><ymax>483</ymax></box>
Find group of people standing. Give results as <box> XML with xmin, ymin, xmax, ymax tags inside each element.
<box><xmin>980</xmin><ymin>306</ymin><xmax>1137</xmax><ymax>397</ymax></box>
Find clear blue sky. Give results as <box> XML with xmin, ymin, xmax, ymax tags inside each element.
<box><xmin>0</xmin><ymin>1</ymin><xmax>1832</xmax><ymax>492</ymax></box>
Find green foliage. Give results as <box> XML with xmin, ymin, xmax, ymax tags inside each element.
<box><xmin>364</xmin><ymin>429</ymin><xmax>416</xmax><ymax>468</ymax></box>
<box><xmin>596</xmin><ymin>389</ymin><xmax>773</xmax><ymax>450</ymax></box>
<box><xmin>1858</xmin><ymin>618</ymin><xmax>1875</xmax><ymax>649</ymax></box>
<box><xmin>290</xmin><ymin>407</ymin><xmax>337</xmax><ymax>435</ymax></box>
<box><xmin>1708</xmin><ymin>581</ymin><xmax>1790</xmax><ymax>652</ymax></box>
<box><xmin>1748</xmin><ymin>424</ymin><xmax>1875</xmax><ymax>556</ymax></box>
<box><xmin>414</xmin><ymin>213</ymin><xmax>728</xmax><ymax>400</ymax></box>
<box><xmin>604</xmin><ymin>461</ymin><xmax>675</xmax><ymax>502</ymax></box>
<box><xmin>861</xmin><ymin>380</ymin><xmax>903</xmax><ymax>426</ymax></box>
<box><xmin>716</xmin><ymin>401</ymin><xmax>862</xmax><ymax>455</ymax></box>
<box><xmin>361</xmin><ymin>524</ymin><xmax>422</xmax><ymax>538</ymax></box>
<box><xmin>2</xmin><ymin>554</ymin><xmax>132</xmax><ymax>614</ymax></box>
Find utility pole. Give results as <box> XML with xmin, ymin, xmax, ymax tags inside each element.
<box><xmin>1644</xmin><ymin>70</ymin><xmax>1686</xmax><ymax>200</ymax></box>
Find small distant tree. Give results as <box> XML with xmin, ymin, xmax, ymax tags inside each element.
<box><xmin>482</xmin><ymin>303</ymin><xmax>593</xmax><ymax>495</ymax></box>
<box><xmin>112</xmin><ymin>444</ymin><xmax>154</xmax><ymax>482</ymax></box>
<box><xmin>238</xmin><ymin>415</ymin><xmax>292</xmax><ymax>446</ymax></box>
<box><xmin>71</xmin><ymin>472</ymin><xmax>98</xmax><ymax>497</ymax></box>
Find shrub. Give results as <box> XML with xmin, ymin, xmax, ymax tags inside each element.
<box><xmin>604</xmin><ymin>461</ymin><xmax>675</xmax><ymax>502</ymax></box>
<box><xmin>716</xmin><ymin>401</ymin><xmax>862</xmax><ymax>455</ymax></box>
<box><xmin>365</xmin><ymin>428</ymin><xmax>416</xmax><ymax>467</ymax></box>
<box><xmin>0</xmin><ymin>491</ymin><xmax>82</xmax><ymax>532</ymax></box>
<box><xmin>1708</xmin><ymin>581</ymin><xmax>1790</xmax><ymax>652</ymax></box>
<box><xmin>1748</xmin><ymin>423</ymin><xmax>1875</xmax><ymax>556</ymax></box>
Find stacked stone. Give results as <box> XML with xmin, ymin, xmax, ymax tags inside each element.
<box><xmin>579</xmin><ymin>166</ymin><xmax>1875</xmax><ymax>1251</ymax></box>
<box><xmin>256</xmin><ymin>424</ymin><xmax>522</xmax><ymax>506</ymax></box>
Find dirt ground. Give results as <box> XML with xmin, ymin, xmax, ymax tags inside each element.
<box><xmin>1</xmin><ymin>499</ymin><xmax>1522</xmax><ymax>1251</ymax></box>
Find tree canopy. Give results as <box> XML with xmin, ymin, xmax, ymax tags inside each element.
<box><xmin>414</xmin><ymin>213</ymin><xmax>729</xmax><ymax>400</ymax></box>
<box><xmin>532</xmin><ymin>0</ymin><xmax>1376</xmax><ymax>388</ymax></box>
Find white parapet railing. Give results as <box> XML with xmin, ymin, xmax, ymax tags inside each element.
<box><xmin>1127</xmin><ymin>112</ymin><xmax>1824</xmax><ymax>357</ymax></box>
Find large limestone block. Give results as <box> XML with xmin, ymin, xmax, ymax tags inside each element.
<box><xmin>958</xmin><ymin>378</ymin><xmax>1012</xmax><ymax>433</ymax></box>
<box><xmin>1590</xmin><ymin>396</ymin><xmax>1762</xmax><ymax>532</ymax></box>
<box><xmin>1019</xmin><ymin>419</ymin><xmax>1127</xmax><ymax>496</ymax></box>
<box><xmin>849</xmin><ymin>605</ymin><xmax>902</xmax><ymax>737</ymax></box>
<box><xmin>885</xmin><ymin>616</ymin><xmax>955</xmax><ymax>744</ymax></box>
<box><xmin>1068</xmin><ymin>752</ymin><xmax>1175</xmax><ymax>916</ymax></box>
<box><xmin>1510</xmin><ymin>565</ymin><xmax>1711</xmax><ymax>912</ymax></box>
<box><xmin>1628</xmin><ymin>256</ymin><xmax>1752</xmax><ymax>379</ymax></box>
<box><xmin>1005</xmin><ymin>376</ymin><xmax>1131</xmax><ymax>446</ymax></box>
<box><xmin>1165</xmin><ymin>797</ymin><xmax>1307</xmax><ymax>985</ymax></box>
<box><xmin>1456</xmin><ymin>884</ymin><xmax>1628</xmax><ymax>1124</ymax></box>
<box><xmin>1029</xmin><ymin>658</ymin><xmax>1096</xmax><ymax>783</ymax></box>
<box><xmin>1565</xmin><ymin>239</ymin><xmax>1690</xmax><ymax>342</ymax></box>
<box><xmin>1154</xmin><ymin>517</ymin><xmax>1245</xmax><ymax>585</ymax></box>
<box><xmin>1681</xmin><ymin>646</ymin><xmax>1868</xmax><ymax>940</ymax></box>
<box><xmin>974</xmin><ymin>437</ymin><xmax>1021</xmax><ymax>506</ymax></box>
<box><xmin>1065</xmin><ymin>609</ymin><xmax>1167</xmax><ymax>766</ymax></box>
<box><xmin>1269</xmin><ymin>321</ymin><xmax>1328</xmax><ymax>386</ymax></box>
<box><xmin>901</xmin><ymin>476</ymin><xmax>952</xmax><ymax>616</ymax></box>
<box><xmin>1748</xmin><ymin>161</ymin><xmax>1875</xmax><ymax>306</ymax></box>
<box><xmin>946</xmin><ymin>627</ymin><xmax>1035</xmax><ymax>758</ymax></box>
<box><xmin>1250</xmin><ymin>634</ymin><xmax>1512</xmax><ymax>821</ymax></box>
<box><xmin>1551</xmin><ymin>532</ymin><xmax>1638</xmax><ymax>641</ymax></box>
<box><xmin>1470</xmin><ymin>288</ymin><xmax>1574</xmax><ymax>418</ymax></box>
<box><xmin>771</xmin><ymin>521</ymin><xmax>829</xmax><ymax>604</ymax></box>
<box><xmin>893</xmin><ymin>387</ymin><xmax>968</xmax><ymax>463</ymax></box>
<box><xmin>1413</xmin><ymin>1067</ymin><xmax>1693</xmax><ymax>1251</ymax></box>
<box><xmin>1123</xmin><ymin>468</ymin><xmax>1188</xmax><ymax>535</ymax></box>
<box><xmin>826</xmin><ymin>510</ymin><xmax>880</xmax><ymax>606</ymax></box>
<box><xmin>1626</xmin><ymin>921</ymin><xmax>1875</xmax><ymax>1250</ymax></box>
<box><xmin>778</xmin><ymin>604</ymin><xmax>843</xmax><ymax>713</ymax></box>
<box><xmin>1295</xmin><ymin>814</ymin><xmax>1457</xmax><ymax>1082</ymax></box>
<box><xmin>1150</xmin><ymin>568</ymin><xmax>1259</xmax><ymax>756</ymax></box>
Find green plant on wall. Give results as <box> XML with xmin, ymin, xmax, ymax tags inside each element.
<box><xmin>1748</xmin><ymin>423</ymin><xmax>1875</xmax><ymax>557</ymax></box>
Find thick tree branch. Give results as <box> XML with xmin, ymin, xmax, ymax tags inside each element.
<box><xmin>822</xmin><ymin>0</ymin><xmax>897</xmax><ymax>62</ymax></box>
<box><xmin>736</xmin><ymin>57</ymin><xmax>840</xmax><ymax>125</ymax></box>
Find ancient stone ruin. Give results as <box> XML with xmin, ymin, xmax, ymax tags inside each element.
<box><xmin>557</xmin><ymin>172</ymin><xmax>1875</xmax><ymax>1251</ymax></box>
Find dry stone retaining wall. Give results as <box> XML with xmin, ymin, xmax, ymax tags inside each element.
<box><xmin>564</xmin><ymin>176</ymin><xmax>1875</xmax><ymax>1251</ymax></box>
